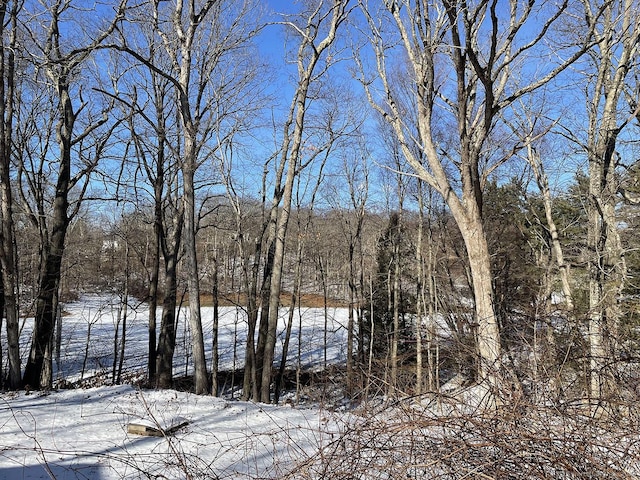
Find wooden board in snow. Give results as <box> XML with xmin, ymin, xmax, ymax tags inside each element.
<box><xmin>127</xmin><ymin>416</ymin><xmax>189</xmax><ymax>437</ymax></box>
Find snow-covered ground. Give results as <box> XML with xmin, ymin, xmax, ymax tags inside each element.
<box><xmin>0</xmin><ymin>295</ymin><xmax>349</xmax><ymax>479</ymax></box>
<box><xmin>3</xmin><ymin>296</ymin><xmax>640</xmax><ymax>479</ymax></box>
<box><xmin>0</xmin><ymin>385</ymin><xmax>342</xmax><ymax>479</ymax></box>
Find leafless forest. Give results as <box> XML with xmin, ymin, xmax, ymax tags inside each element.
<box><xmin>1</xmin><ymin>0</ymin><xmax>640</xmax><ymax>476</ymax></box>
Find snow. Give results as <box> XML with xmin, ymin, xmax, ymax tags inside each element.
<box><xmin>9</xmin><ymin>295</ymin><xmax>349</xmax><ymax>386</ymax></box>
<box><xmin>2</xmin><ymin>296</ymin><xmax>640</xmax><ymax>479</ymax></box>
<box><xmin>0</xmin><ymin>386</ymin><xmax>341</xmax><ymax>479</ymax></box>
<box><xmin>0</xmin><ymin>295</ymin><xmax>348</xmax><ymax>479</ymax></box>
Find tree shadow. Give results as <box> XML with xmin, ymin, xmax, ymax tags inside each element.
<box><xmin>0</xmin><ymin>462</ymin><xmax>104</xmax><ymax>479</ymax></box>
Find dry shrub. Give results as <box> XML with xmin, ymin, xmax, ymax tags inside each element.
<box><xmin>286</xmin><ymin>394</ymin><xmax>640</xmax><ymax>479</ymax></box>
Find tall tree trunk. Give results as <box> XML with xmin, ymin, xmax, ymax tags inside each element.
<box><xmin>427</xmin><ymin>211</ymin><xmax>439</xmax><ymax>392</ymax></box>
<box><xmin>0</xmin><ymin>0</ymin><xmax>20</xmax><ymax>390</ymax></box>
<box><xmin>0</xmin><ymin>277</ymin><xmax>3</xmax><ymax>388</ymax></box>
<box><xmin>241</xmin><ymin>235</ymin><xmax>261</xmax><ymax>401</ymax></box>
<box><xmin>275</xmin><ymin>229</ymin><xmax>305</xmax><ymax>403</ymax></box>
<box><xmin>318</xmin><ymin>255</ymin><xmax>328</xmax><ymax>370</ymax></box>
<box><xmin>22</xmin><ymin>0</ymin><xmax>123</xmax><ymax>390</ymax></box>
<box><xmin>211</xmin><ymin>244</ymin><xmax>219</xmax><ymax>396</ymax></box>
<box><xmin>581</xmin><ymin>0</ymin><xmax>636</xmax><ymax>399</ymax></box>
<box><xmin>23</xmin><ymin>82</ymin><xmax>73</xmax><ymax>388</ymax></box>
<box><xmin>360</xmin><ymin>0</ymin><xmax>588</xmax><ymax>393</ymax></box>
<box><xmin>154</xmin><ymin>194</ymin><xmax>183</xmax><ymax>389</ymax></box>
<box><xmin>358</xmin><ymin>241</ymin><xmax>367</xmax><ymax>367</ymax></box>
<box><xmin>156</xmin><ymin>251</ymin><xmax>179</xmax><ymax>389</ymax></box>
<box><xmin>54</xmin><ymin>298</ymin><xmax>62</xmax><ymax>373</ymax></box>
<box><xmin>457</xmin><ymin>212</ymin><xmax>501</xmax><ymax>382</ymax></box>
<box><xmin>147</xmin><ymin>217</ymin><xmax>160</xmax><ymax>385</ymax></box>
<box><xmin>40</xmin><ymin>285</ymin><xmax>59</xmax><ymax>388</ymax></box>
<box><xmin>258</xmin><ymin>1</ymin><xmax>349</xmax><ymax>403</ymax></box>
<box><xmin>390</xmin><ymin>236</ymin><xmax>400</xmax><ymax>393</ymax></box>
<box><xmin>587</xmin><ymin>162</ymin><xmax>624</xmax><ymax>399</ymax></box>
<box><xmin>347</xmin><ymin>243</ymin><xmax>356</xmax><ymax>394</ymax></box>
<box><xmin>182</xmin><ymin>162</ymin><xmax>209</xmax><ymax>394</ymax></box>
<box><xmin>415</xmin><ymin>181</ymin><xmax>425</xmax><ymax>396</ymax></box>
<box><xmin>117</xmin><ymin>241</ymin><xmax>130</xmax><ymax>385</ymax></box>
<box><xmin>255</xmin><ymin>238</ymin><xmax>275</xmax><ymax>400</ymax></box>
<box><xmin>24</xmin><ymin>219</ymin><xmax>68</xmax><ymax>389</ymax></box>
<box><xmin>0</xmin><ymin>193</ymin><xmax>20</xmax><ymax>389</ymax></box>
<box><xmin>261</xmin><ymin>185</ymin><xmax>295</xmax><ymax>402</ymax></box>
<box><xmin>112</xmin><ymin>300</ymin><xmax>121</xmax><ymax>383</ymax></box>
<box><xmin>527</xmin><ymin>144</ymin><xmax>574</xmax><ymax>312</ymax></box>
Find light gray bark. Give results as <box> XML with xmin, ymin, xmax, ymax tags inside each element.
<box><xmin>415</xmin><ymin>180</ymin><xmax>425</xmax><ymax>395</ymax></box>
<box><xmin>581</xmin><ymin>0</ymin><xmax>638</xmax><ymax>399</ymax></box>
<box><xmin>526</xmin><ymin>143</ymin><xmax>574</xmax><ymax>312</ymax></box>
<box><xmin>358</xmin><ymin>0</ymin><xmax>587</xmax><ymax>388</ymax></box>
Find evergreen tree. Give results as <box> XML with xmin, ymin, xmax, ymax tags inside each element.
<box><xmin>364</xmin><ymin>212</ymin><xmax>416</xmax><ymax>358</ymax></box>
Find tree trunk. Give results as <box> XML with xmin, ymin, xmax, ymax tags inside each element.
<box><xmin>156</xmin><ymin>252</ymin><xmax>179</xmax><ymax>389</ymax></box>
<box><xmin>358</xmin><ymin>243</ymin><xmax>367</xmax><ymax>366</ymax></box>
<box><xmin>0</xmin><ymin>0</ymin><xmax>20</xmax><ymax>390</ymax></box>
<box><xmin>24</xmin><ymin>227</ymin><xmax>68</xmax><ymax>389</ymax></box>
<box><xmin>40</xmin><ymin>286</ymin><xmax>59</xmax><ymax>388</ymax></box>
<box><xmin>360</xmin><ymin>0</ymin><xmax>587</xmax><ymax>396</ymax></box>
<box><xmin>587</xmin><ymin>164</ymin><xmax>623</xmax><ymax>399</ymax></box>
<box><xmin>258</xmin><ymin>1</ymin><xmax>348</xmax><ymax>403</ymax></box>
<box><xmin>261</xmin><ymin>198</ymin><xmax>293</xmax><ymax>403</ymax></box>
<box><xmin>581</xmin><ymin>0</ymin><xmax>636</xmax><ymax>400</ymax></box>
<box><xmin>117</xmin><ymin>241</ymin><xmax>130</xmax><ymax>385</ymax></box>
<box><xmin>23</xmin><ymin>128</ymin><xmax>71</xmax><ymax>389</ymax></box>
<box><xmin>527</xmin><ymin>143</ymin><xmax>574</xmax><ymax>311</ymax></box>
<box><xmin>415</xmin><ymin>182</ymin><xmax>425</xmax><ymax>396</ymax></box>
<box><xmin>390</xmin><ymin>237</ymin><xmax>400</xmax><ymax>393</ymax></box>
<box><xmin>54</xmin><ymin>300</ymin><xmax>62</xmax><ymax>373</ymax></box>
<box><xmin>211</xmin><ymin>247</ymin><xmax>219</xmax><ymax>396</ymax></box>
<box><xmin>23</xmin><ymin>74</ymin><xmax>76</xmax><ymax>389</ymax></box>
<box><xmin>182</xmin><ymin>162</ymin><xmax>209</xmax><ymax>394</ymax></box>
<box><xmin>275</xmin><ymin>231</ymin><xmax>304</xmax><ymax>403</ymax></box>
<box><xmin>457</xmin><ymin>213</ymin><xmax>501</xmax><ymax>382</ymax></box>
<box><xmin>0</xmin><ymin>278</ymin><xmax>3</xmax><ymax>388</ymax></box>
<box><xmin>0</xmin><ymin>220</ymin><xmax>20</xmax><ymax>389</ymax></box>
<box><xmin>112</xmin><ymin>300</ymin><xmax>121</xmax><ymax>384</ymax></box>
<box><xmin>347</xmin><ymin>243</ymin><xmax>356</xmax><ymax>394</ymax></box>
<box><xmin>241</xmin><ymin>235</ymin><xmax>261</xmax><ymax>401</ymax></box>
<box><xmin>254</xmin><ymin>249</ymin><xmax>273</xmax><ymax>400</ymax></box>
<box><xmin>81</xmin><ymin>316</ymin><xmax>92</xmax><ymax>381</ymax></box>
<box><xmin>147</xmin><ymin>220</ymin><xmax>160</xmax><ymax>385</ymax></box>
<box><xmin>318</xmin><ymin>255</ymin><xmax>328</xmax><ymax>370</ymax></box>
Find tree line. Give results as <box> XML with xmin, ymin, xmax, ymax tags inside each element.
<box><xmin>0</xmin><ymin>0</ymin><xmax>639</xmax><ymax>406</ymax></box>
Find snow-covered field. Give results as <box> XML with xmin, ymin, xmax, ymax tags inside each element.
<box><xmin>41</xmin><ymin>295</ymin><xmax>350</xmax><ymax>385</ymax></box>
<box><xmin>0</xmin><ymin>295</ymin><xmax>349</xmax><ymax>479</ymax></box>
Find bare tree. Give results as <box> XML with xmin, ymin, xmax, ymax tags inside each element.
<box><xmin>274</xmin><ymin>155</ymin><xmax>328</xmax><ymax>403</ymax></box>
<box><xmin>328</xmin><ymin>143</ymin><xmax>370</xmax><ymax>394</ymax></box>
<box><xmin>20</xmin><ymin>0</ymin><xmax>125</xmax><ymax>388</ymax></box>
<box><xmin>0</xmin><ymin>0</ymin><xmax>21</xmax><ymax>389</ymax></box>
<box><xmin>217</xmin><ymin>147</ymin><xmax>265</xmax><ymax>400</ymax></box>
<box><xmin>256</xmin><ymin>0</ymin><xmax>351</xmax><ymax>404</ymax></box>
<box><xmin>112</xmin><ymin>39</ymin><xmax>185</xmax><ymax>388</ymax></box>
<box><xmin>580</xmin><ymin>0</ymin><xmax>640</xmax><ymax>399</ymax></box>
<box><xmin>357</xmin><ymin>0</ymin><xmax>589</xmax><ymax>389</ymax></box>
<box><xmin>501</xmin><ymin>105</ymin><xmax>576</xmax><ymax>389</ymax></box>
<box><xmin>116</xmin><ymin>0</ymin><xmax>263</xmax><ymax>394</ymax></box>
